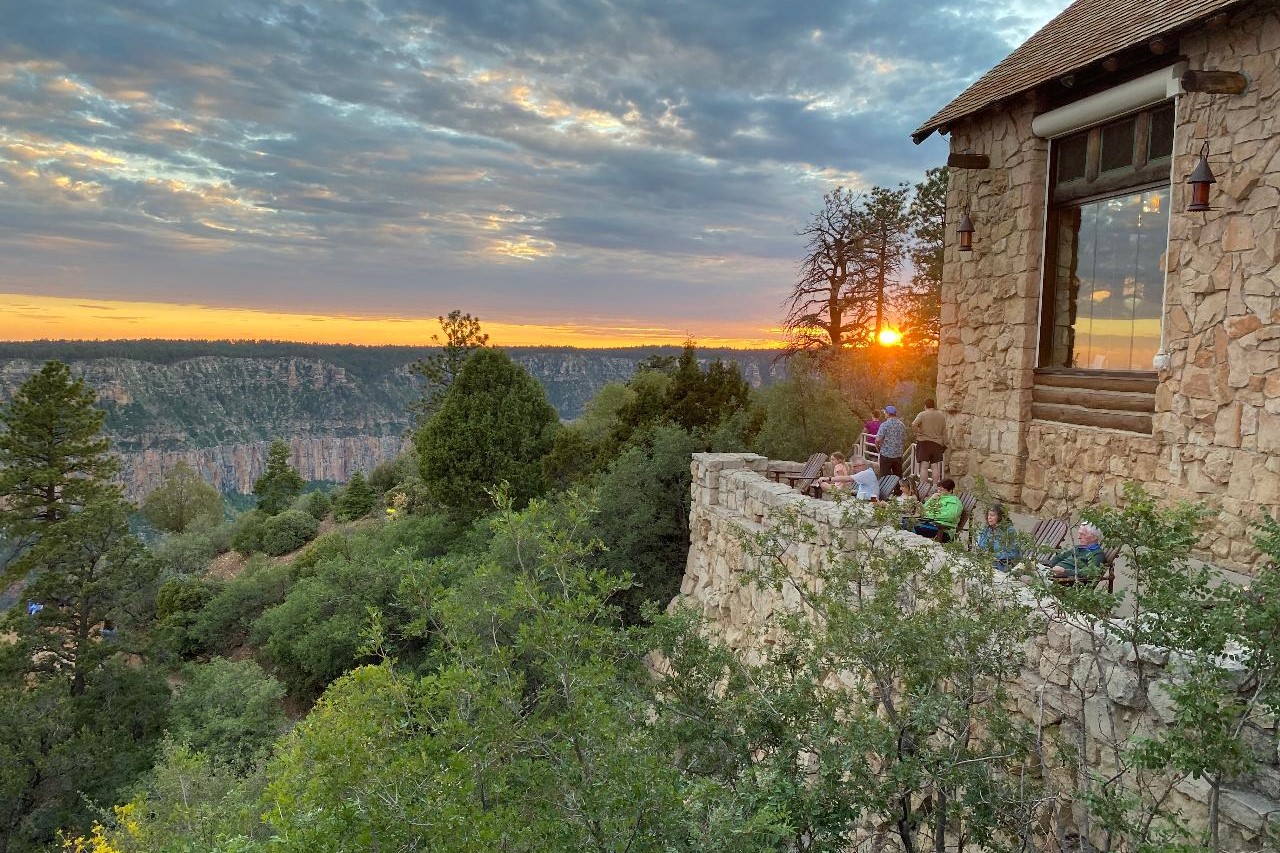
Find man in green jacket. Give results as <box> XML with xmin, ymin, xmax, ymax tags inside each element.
<box><xmin>1042</xmin><ymin>522</ymin><xmax>1106</xmax><ymax>582</ymax></box>
<box><xmin>902</xmin><ymin>478</ymin><xmax>962</xmax><ymax>543</ymax></box>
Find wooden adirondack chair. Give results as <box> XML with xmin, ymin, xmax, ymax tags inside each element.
<box><xmin>878</xmin><ymin>474</ymin><xmax>900</xmax><ymax>500</ymax></box>
<box><xmin>915</xmin><ymin>479</ymin><xmax>937</xmax><ymax>502</ymax></box>
<box><xmin>956</xmin><ymin>492</ymin><xmax>980</xmax><ymax>544</ymax></box>
<box><xmin>783</xmin><ymin>452</ymin><xmax>828</xmax><ymax>495</ymax></box>
<box><xmin>1030</xmin><ymin>518</ymin><xmax>1069</xmax><ymax>557</ymax></box>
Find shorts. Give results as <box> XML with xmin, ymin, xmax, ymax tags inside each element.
<box><xmin>916</xmin><ymin>441</ymin><xmax>944</xmax><ymax>463</ymax></box>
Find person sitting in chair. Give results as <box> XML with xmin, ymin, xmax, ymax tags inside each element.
<box><xmin>816</xmin><ymin>454</ymin><xmax>879</xmax><ymax>501</ymax></box>
<box><xmin>976</xmin><ymin>503</ymin><xmax>1021</xmax><ymax>573</ymax></box>
<box><xmin>1042</xmin><ymin>522</ymin><xmax>1104</xmax><ymax>583</ymax></box>
<box><xmin>902</xmin><ymin>478</ymin><xmax>962</xmax><ymax>542</ymax></box>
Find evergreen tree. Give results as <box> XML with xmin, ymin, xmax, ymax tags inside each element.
<box><xmin>142</xmin><ymin>461</ymin><xmax>224</xmax><ymax>533</ymax></box>
<box><xmin>409</xmin><ymin>310</ymin><xmax>489</xmax><ymax>421</ymax></box>
<box><xmin>0</xmin><ymin>361</ymin><xmax>119</xmax><ymax>568</ymax></box>
<box><xmin>415</xmin><ymin>349</ymin><xmax>559</xmax><ymax>519</ymax></box>
<box><xmin>335</xmin><ymin>470</ymin><xmax>375</xmax><ymax>521</ymax></box>
<box><xmin>5</xmin><ymin>495</ymin><xmax>158</xmax><ymax>696</ymax></box>
<box><xmin>252</xmin><ymin>440</ymin><xmax>304</xmax><ymax>516</ymax></box>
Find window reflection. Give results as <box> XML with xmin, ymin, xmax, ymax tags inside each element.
<box><xmin>1047</xmin><ymin>187</ymin><xmax>1168</xmax><ymax>370</ymax></box>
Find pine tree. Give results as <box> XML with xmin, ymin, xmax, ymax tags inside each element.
<box><xmin>253</xmin><ymin>440</ymin><xmax>304</xmax><ymax>516</ymax></box>
<box><xmin>415</xmin><ymin>348</ymin><xmax>559</xmax><ymax>519</ymax></box>
<box><xmin>0</xmin><ymin>360</ymin><xmax>119</xmax><ymax>570</ymax></box>
<box><xmin>335</xmin><ymin>471</ymin><xmax>375</xmax><ymax>521</ymax></box>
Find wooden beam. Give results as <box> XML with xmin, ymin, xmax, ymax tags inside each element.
<box><xmin>1181</xmin><ymin>70</ymin><xmax>1248</xmax><ymax>95</ymax></box>
<box><xmin>1032</xmin><ymin>385</ymin><xmax>1155</xmax><ymax>413</ymax></box>
<box><xmin>1031</xmin><ymin>402</ymin><xmax>1153</xmax><ymax>434</ymax></box>
<box><xmin>946</xmin><ymin>152</ymin><xmax>990</xmax><ymax>169</ymax></box>
<box><xmin>1033</xmin><ymin>370</ymin><xmax>1158</xmax><ymax>394</ymax></box>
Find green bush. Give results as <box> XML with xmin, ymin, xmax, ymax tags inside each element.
<box><xmin>152</xmin><ymin>528</ymin><xmax>221</xmax><ymax>576</ymax></box>
<box><xmin>260</xmin><ymin>509</ymin><xmax>319</xmax><ymax>556</ymax></box>
<box><xmin>168</xmin><ymin>658</ymin><xmax>286</xmax><ymax>771</ymax></box>
<box><xmin>292</xmin><ymin>530</ymin><xmax>352</xmax><ymax>577</ymax></box>
<box><xmin>334</xmin><ymin>471</ymin><xmax>375</xmax><ymax>522</ymax></box>
<box><xmin>156</xmin><ymin>575</ymin><xmax>223</xmax><ymax>659</ymax></box>
<box><xmin>298</xmin><ymin>490</ymin><xmax>332</xmax><ymax>521</ymax></box>
<box><xmin>191</xmin><ymin>557</ymin><xmax>292</xmax><ymax>655</ymax></box>
<box><xmin>230</xmin><ymin>510</ymin><xmax>268</xmax><ymax>554</ymax></box>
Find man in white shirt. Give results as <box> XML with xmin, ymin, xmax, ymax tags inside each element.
<box><xmin>817</xmin><ymin>459</ymin><xmax>881</xmax><ymax>501</ymax></box>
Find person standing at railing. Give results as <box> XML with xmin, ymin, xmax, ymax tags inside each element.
<box><xmin>863</xmin><ymin>409</ymin><xmax>883</xmax><ymax>451</ymax></box>
<box><xmin>912</xmin><ymin>399</ymin><xmax>948</xmax><ymax>483</ymax></box>
<box><xmin>875</xmin><ymin>406</ymin><xmax>906</xmax><ymax>478</ymax></box>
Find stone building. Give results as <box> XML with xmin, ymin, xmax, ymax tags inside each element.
<box><xmin>913</xmin><ymin>0</ymin><xmax>1280</xmax><ymax>572</ymax></box>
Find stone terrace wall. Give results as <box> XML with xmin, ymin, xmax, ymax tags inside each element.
<box><xmin>679</xmin><ymin>453</ymin><xmax>1280</xmax><ymax>850</ymax></box>
<box><xmin>937</xmin><ymin>0</ymin><xmax>1280</xmax><ymax>574</ymax></box>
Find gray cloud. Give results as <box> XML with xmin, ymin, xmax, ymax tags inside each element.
<box><xmin>0</xmin><ymin>0</ymin><xmax>1066</xmax><ymax>337</ymax></box>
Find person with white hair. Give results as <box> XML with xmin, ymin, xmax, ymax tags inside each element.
<box><xmin>1043</xmin><ymin>522</ymin><xmax>1105</xmax><ymax>582</ymax></box>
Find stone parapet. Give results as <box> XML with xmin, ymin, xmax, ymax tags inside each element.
<box><xmin>678</xmin><ymin>453</ymin><xmax>1280</xmax><ymax>850</ymax></box>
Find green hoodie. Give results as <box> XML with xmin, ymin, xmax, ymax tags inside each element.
<box><xmin>922</xmin><ymin>492</ymin><xmax>963</xmax><ymax>533</ymax></box>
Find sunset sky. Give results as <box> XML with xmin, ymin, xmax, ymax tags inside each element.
<box><xmin>1</xmin><ymin>0</ymin><xmax>1067</xmax><ymax>347</ymax></box>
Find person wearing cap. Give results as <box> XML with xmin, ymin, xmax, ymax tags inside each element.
<box><xmin>1042</xmin><ymin>523</ymin><xmax>1105</xmax><ymax>582</ymax></box>
<box><xmin>875</xmin><ymin>405</ymin><xmax>906</xmax><ymax>478</ymax></box>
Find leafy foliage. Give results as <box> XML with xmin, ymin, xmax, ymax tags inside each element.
<box><xmin>167</xmin><ymin>658</ymin><xmax>286</xmax><ymax>771</ymax></box>
<box><xmin>751</xmin><ymin>367</ymin><xmax>861</xmax><ymax>462</ymax></box>
<box><xmin>258</xmin><ymin>509</ymin><xmax>319</xmax><ymax>556</ymax></box>
<box><xmin>142</xmin><ymin>462</ymin><xmax>224</xmax><ymax>534</ymax></box>
<box><xmin>408</xmin><ymin>310</ymin><xmax>490</xmax><ymax>421</ymax></box>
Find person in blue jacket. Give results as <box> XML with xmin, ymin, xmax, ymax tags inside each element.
<box><xmin>976</xmin><ymin>503</ymin><xmax>1020</xmax><ymax>572</ymax></box>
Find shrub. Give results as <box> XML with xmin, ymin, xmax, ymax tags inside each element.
<box><xmin>298</xmin><ymin>490</ymin><xmax>332</xmax><ymax>521</ymax></box>
<box><xmin>155</xmin><ymin>575</ymin><xmax>223</xmax><ymax>659</ymax></box>
<box><xmin>152</xmin><ymin>528</ymin><xmax>221</xmax><ymax>576</ymax></box>
<box><xmin>230</xmin><ymin>510</ymin><xmax>268</xmax><ymax>554</ymax></box>
<box><xmin>191</xmin><ymin>557</ymin><xmax>292</xmax><ymax>654</ymax></box>
<box><xmin>334</xmin><ymin>471</ymin><xmax>375</xmax><ymax>522</ymax></box>
<box><xmin>168</xmin><ymin>658</ymin><xmax>286</xmax><ymax>771</ymax></box>
<box><xmin>260</xmin><ymin>509</ymin><xmax>319</xmax><ymax>556</ymax></box>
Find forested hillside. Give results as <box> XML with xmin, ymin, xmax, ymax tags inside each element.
<box><xmin>0</xmin><ymin>341</ymin><xmax>783</xmax><ymax>497</ymax></box>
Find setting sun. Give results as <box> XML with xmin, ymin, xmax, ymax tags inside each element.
<box><xmin>877</xmin><ymin>327</ymin><xmax>903</xmax><ymax>346</ymax></box>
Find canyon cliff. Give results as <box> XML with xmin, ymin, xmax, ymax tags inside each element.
<box><xmin>0</xmin><ymin>342</ymin><xmax>782</xmax><ymax>499</ymax></box>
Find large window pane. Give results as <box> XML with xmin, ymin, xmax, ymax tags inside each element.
<box><xmin>1047</xmin><ymin>188</ymin><xmax>1168</xmax><ymax>370</ymax></box>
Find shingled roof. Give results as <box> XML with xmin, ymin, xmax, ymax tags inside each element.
<box><xmin>912</xmin><ymin>0</ymin><xmax>1244</xmax><ymax>143</ymax></box>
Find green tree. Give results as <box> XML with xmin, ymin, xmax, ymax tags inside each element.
<box><xmin>335</xmin><ymin>470</ymin><xmax>375</xmax><ymax>521</ymax></box>
<box><xmin>665</xmin><ymin>343</ymin><xmax>753</xmax><ymax>437</ymax></box>
<box><xmin>594</xmin><ymin>424</ymin><xmax>700</xmax><ymax>624</ymax></box>
<box><xmin>751</xmin><ymin>367</ymin><xmax>861</xmax><ymax>461</ymax></box>
<box><xmin>409</xmin><ymin>310</ymin><xmax>490</xmax><ymax>421</ymax></box>
<box><xmin>415</xmin><ymin>348</ymin><xmax>559</xmax><ymax>519</ymax></box>
<box><xmin>0</xmin><ymin>360</ymin><xmax>119</xmax><ymax>570</ymax></box>
<box><xmin>252</xmin><ymin>440</ymin><xmax>304</xmax><ymax>516</ymax></box>
<box><xmin>142</xmin><ymin>461</ymin><xmax>224</xmax><ymax>534</ymax></box>
<box><xmin>5</xmin><ymin>496</ymin><xmax>157</xmax><ymax>696</ymax></box>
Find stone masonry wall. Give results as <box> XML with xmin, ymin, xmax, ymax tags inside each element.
<box><xmin>678</xmin><ymin>453</ymin><xmax>1280</xmax><ymax>850</ymax></box>
<box><xmin>937</xmin><ymin>0</ymin><xmax>1280</xmax><ymax>574</ymax></box>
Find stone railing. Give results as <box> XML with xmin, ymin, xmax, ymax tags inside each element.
<box><xmin>676</xmin><ymin>453</ymin><xmax>1280</xmax><ymax>851</ymax></box>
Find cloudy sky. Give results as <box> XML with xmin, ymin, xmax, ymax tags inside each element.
<box><xmin>0</xmin><ymin>0</ymin><xmax>1067</xmax><ymax>346</ymax></box>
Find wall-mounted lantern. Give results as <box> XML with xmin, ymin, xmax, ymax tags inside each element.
<box><xmin>957</xmin><ymin>208</ymin><xmax>975</xmax><ymax>252</ymax></box>
<box><xmin>1186</xmin><ymin>142</ymin><xmax>1216</xmax><ymax>212</ymax></box>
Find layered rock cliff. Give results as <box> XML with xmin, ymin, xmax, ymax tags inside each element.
<box><xmin>0</xmin><ymin>343</ymin><xmax>782</xmax><ymax>499</ymax></box>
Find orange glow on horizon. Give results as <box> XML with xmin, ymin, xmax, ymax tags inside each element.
<box><xmin>0</xmin><ymin>293</ymin><xmax>786</xmax><ymax>349</ymax></box>
<box><xmin>877</xmin><ymin>327</ymin><xmax>903</xmax><ymax>346</ymax></box>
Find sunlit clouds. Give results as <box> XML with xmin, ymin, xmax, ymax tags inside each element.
<box><xmin>0</xmin><ymin>1</ymin><xmax>1068</xmax><ymax>346</ymax></box>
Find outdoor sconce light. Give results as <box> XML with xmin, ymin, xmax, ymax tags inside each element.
<box><xmin>1186</xmin><ymin>142</ymin><xmax>1216</xmax><ymax>212</ymax></box>
<box><xmin>957</xmin><ymin>208</ymin><xmax>975</xmax><ymax>252</ymax></box>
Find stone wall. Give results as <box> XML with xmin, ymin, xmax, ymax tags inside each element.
<box><xmin>679</xmin><ymin>453</ymin><xmax>1280</xmax><ymax>850</ymax></box>
<box><xmin>937</xmin><ymin>0</ymin><xmax>1280</xmax><ymax>574</ymax></box>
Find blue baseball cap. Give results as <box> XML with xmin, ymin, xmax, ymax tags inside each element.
<box><xmin>884</xmin><ymin>405</ymin><xmax>897</xmax><ymax>415</ymax></box>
